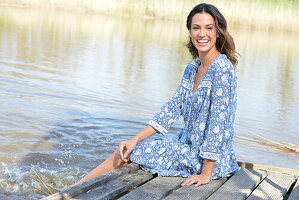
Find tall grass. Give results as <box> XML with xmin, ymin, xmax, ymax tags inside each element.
<box><xmin>1</xmin><ymin>5</ymin><xmax>297</xmax><ymax>57</ymax></box>
<box><xmin>0</xmin><ymin>0</ymin><xmax>298</xmax><ymax>32</ymax></box>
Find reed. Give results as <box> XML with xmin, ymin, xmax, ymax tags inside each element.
<box><xmin>28</xmin><ymin>168</ymin><xmax>61</xmax><ymax>196</ymax></box>
<box><xmin>28</xmin><ymin>176</ymin><xmax>61</xmax><ymax>192</ymax></box>
<box><xmin>0</xmin><ymin>0</ymin><xmax>298</xmax><ymax>32</ymax></box>
<box><xmin>236</xmin><ymin>131</ymin><xmax>299</xmax><ymax>155</ymax></box>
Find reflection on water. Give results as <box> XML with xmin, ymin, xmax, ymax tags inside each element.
<box><xmin>0</xmin><ymin>7</ymin><xmax>298</xmax><ymax>199</ymax></box>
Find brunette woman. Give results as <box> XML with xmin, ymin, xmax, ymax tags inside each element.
<box><xmin>71</xmin><ymin>3</ymin><xmax>239</xmax><ymax>187</ymax></box>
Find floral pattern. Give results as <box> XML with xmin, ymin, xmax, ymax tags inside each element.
<box><xmin>130</xmin><ymin>54</ymin><xmax>239</xmax><ymax>179</ymax></box>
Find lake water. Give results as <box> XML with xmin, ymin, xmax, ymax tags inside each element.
<box><xmin>0</xmin><ymin>7</ymin><xmax>298</xmax><ymax>199</ymax></box>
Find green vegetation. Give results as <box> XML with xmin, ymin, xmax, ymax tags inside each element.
<box><xmin>0</xmin><ymin>0</ymin><xmax>298</xmax><ymax>32</ymax></box>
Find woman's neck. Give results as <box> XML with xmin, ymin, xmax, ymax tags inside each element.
<box><xmin>198</xmin><ymin>50</ymin><xmax>221</xmax><ymax>70</ymax></box>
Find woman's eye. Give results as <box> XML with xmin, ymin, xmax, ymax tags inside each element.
<box><xmin>207</xmin><ymin>27</ymin><xmax>213</xmax><ymax>30</ymax></box>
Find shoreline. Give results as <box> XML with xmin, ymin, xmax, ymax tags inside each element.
<box><xmin>0</xmin><ymin>0</ymin><xmax>298</xmax><ymax>33</ymax></box>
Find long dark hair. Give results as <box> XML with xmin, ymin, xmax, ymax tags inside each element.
<box><xmin>186</xmin><ymin>3</ymin><xmax>238</xmax><ymax>68</ymax></box>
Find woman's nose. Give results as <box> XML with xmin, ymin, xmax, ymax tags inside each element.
<box><xmin>199</xmin><ymin>29</ymin><xmax>205</xmax><ymax>37</ymax></box>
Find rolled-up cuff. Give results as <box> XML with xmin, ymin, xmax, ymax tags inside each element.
<box><xmin>148</xmin><ymin>120</ymin><xmax>168</xmax><ymax>136</ymax></box>
<box><xmin>199</xmin><ymin>151</ymin><xmax>220</xmax><ymax>161</ymax></box>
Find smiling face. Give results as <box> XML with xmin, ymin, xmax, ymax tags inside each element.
<box><xmin>190</xmin><ymin>13</ymin><xmax>219</xmax><ymax>56</ymax></box>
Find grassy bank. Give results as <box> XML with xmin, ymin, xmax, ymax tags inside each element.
<box><xmin>0</xmin><ymin>0</ymin><xmax>298</xmax><ymax>32</ymax></box>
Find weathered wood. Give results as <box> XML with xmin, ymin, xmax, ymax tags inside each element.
<box><xmin>42</xmin><ymin>161</ymin><xmax>299</xmax><ymax>200</ymax></box>
<box><xmin>207</xmin><ymin>168</ymin><xmax>266</xmax><ymax>200</ymax></box>
<box><xmin>247</xmin><ymin>171</ymin><xmax>296</xmax><ymax>200</ymax></box>
<box><xmin>119</xmin><ymin>176</ymin><xmax>184</xmax><ymax>200</ymax></box>
<box><xmin>238</xmin><ymin>161</ymin><xmax>299</xmax><ymax>176</ymax></box>
<box><xmin>41</xmin><ymin>163</ymin><xmax>140</xmax><ymax>200</ymax></box>
<box><xmin>288</xmin><ymin>178</ymin><xmax>299</xmax><ymax>200</ymax></box>
<box><xmin>75</xmin><ymin>169</ymin><xmax>153</xmax><ymax>200</ymax></box>
<box><xmin>164</xmin><ymin>177</ymin><xmax>227</xmax><ymax>200</ymax></box>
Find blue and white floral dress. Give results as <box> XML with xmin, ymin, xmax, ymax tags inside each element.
<box><xmin>130</xmin><ymin>54</ymin><xmax>239</xmax><ymax>179</ymax></box>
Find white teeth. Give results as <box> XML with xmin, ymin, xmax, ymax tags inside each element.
<box><xmin>197</xmin><ymin>40</ymin><xmax>208</xmax><ymax>43</ymax></box>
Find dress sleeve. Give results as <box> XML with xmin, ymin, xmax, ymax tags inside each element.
<box><xmin>148</xmin><ymin>67</ymin><xmax>190</xmax><ymax>135</ymax></box>
<box><xmin>199</xmin><ymin>64</ymin><xmax>237</xmax><ymax>161</ymax></box>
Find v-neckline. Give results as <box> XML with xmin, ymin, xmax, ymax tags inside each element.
<box><xmin>191</xmin><ymin>54</ymin><xmax>223</xmax><ymax>95</ymax></box>
<box><xmin>192</xmin><ymin>66</ymin><xmax>208</xmax><ymax>95</ymax></box>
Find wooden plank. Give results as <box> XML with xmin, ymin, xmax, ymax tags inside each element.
<box><xmin>247</xmin><ymin>171</ymin><xmax>296</xmax><ymax>200</ymax></box>
<box><xmin>288</xmin><ymin>178</ymin><xmax>299</xmax><ymax>200</ymax></box>
<box><xmin>207</xmin><ymin>168</ymin><xmax>266</xmax><ymax>200</ymax></box>
<box><xmin>238</xmin><ymin>161</ymin><xmax>299</xmax><ymax>176</ymax></box>
<box><xmin>42</xmin><ymin>163</ymin><xmax>140</xmax><ymax>200</ymax></box>
<box><xmin>118</xmin><ymin>176</ymin><xmax>184</xmax><ymax>200</ymax></box>
<box><xmin>163</xmin><ymin>177</ymin><xmax>228</xmax><ymax>200</ymax></box>
<box><xmin>74</xmin><ymin>169</ymin><xmax>153</xmax><ymax>200</ymax></box>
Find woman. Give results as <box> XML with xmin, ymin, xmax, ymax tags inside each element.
<box><xmin>71</xmin><ymin>3</ymin><xmax>239</xmax><ymax>187</ymax></box>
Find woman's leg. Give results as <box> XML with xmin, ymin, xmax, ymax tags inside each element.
<box><xmin>69</xmin><ymin>148</ymin><xmax>130</xmax><ymax>187</ymax></box>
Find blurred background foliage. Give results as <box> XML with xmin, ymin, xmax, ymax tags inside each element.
<box><xmin>0</xmin><ymin>0</ymin><xmax>298</xmax><ymax>33</ymax></box>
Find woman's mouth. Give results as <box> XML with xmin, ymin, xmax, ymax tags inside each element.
<box><xmin>197</xmin><ymin>39</ymin><xmax>209</xmax><ymax>44</ymax></box>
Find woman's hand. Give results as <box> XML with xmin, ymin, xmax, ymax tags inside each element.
<box><xmin>182</xmin><ymin>159</ymin><xmax>215</xmax><ymax>186</ymax></box>
<box><xmin>118</xmin><ymin>126</ymin><xmax>156</xmax><ymax>162</ymax></box>
<box><xmin>181</xmin><ymin>174</ymin><xmax>211</xmax><ymax>187</ymax></box>
<box><xmin>118</xmin><ymin>139</ymin><xmax>137</xmax><ymax>162</ymax></box>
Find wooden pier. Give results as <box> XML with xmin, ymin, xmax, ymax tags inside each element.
<box><xmin>42</xmin><ymin>162</ymin><xmax>299</xmax><ymax>200</ymax></box>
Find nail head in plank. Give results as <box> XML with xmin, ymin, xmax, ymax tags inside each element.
<box><xmin>41</xmin><ymin>163</ymin><xmax>140</xmax><ymax>200</ymax></box>
<box><xmin>119</xmin><ymin>176</ymin><xmax>184</xmax><ymax>200</ymax></box>
<box><xmin>164</xmin><ymin>177</ymin><xmax>227</xmax><ymax>200</ymax></box>
<box><xmin>75</xmin><ymin>169</ymin><xmax>153</xmax><ymax>200</ymax></box>
<box><xmin>207</xmin><ymin>168</ymin><xmax>266</xmax><ymax>200</ymax></box>
<box><xmin>247</xmin><ymin>171</ymin><xmax>296</xmax><ymax>200</ymax></box>
<box><xmin>288</xmin><ymin>178</ymin><xmax>299</xmax><ymax>200</ymax></box>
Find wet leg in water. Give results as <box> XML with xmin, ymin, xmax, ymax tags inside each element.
<box><xmin>69</xmin><ymin>148</ymin><xmax>130</xmax><ymax>187</ymax></box>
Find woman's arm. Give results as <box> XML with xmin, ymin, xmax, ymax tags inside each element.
<box><xmin>120</xmin><ymin>65</ymin><xmax>193</xmax><ymax>162</ymax></box>
<box><xmin>118</xmin><ymin>76</ymin><xmax>186</xmax><ymax>162</ymax></box>
<box><xmin>198</xmin><ymin>63</ymin><xmax>237</xmax><ymax>161</ymax></box>
<box><xmin>119</xmin><ymin>125</ymin><xmax>156</xmax><ymax>162</ymax></box>
<box><xmin>181</xmin><ymin>159</ymin><xmax>216</xmax><ymax>186</ymax></box>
